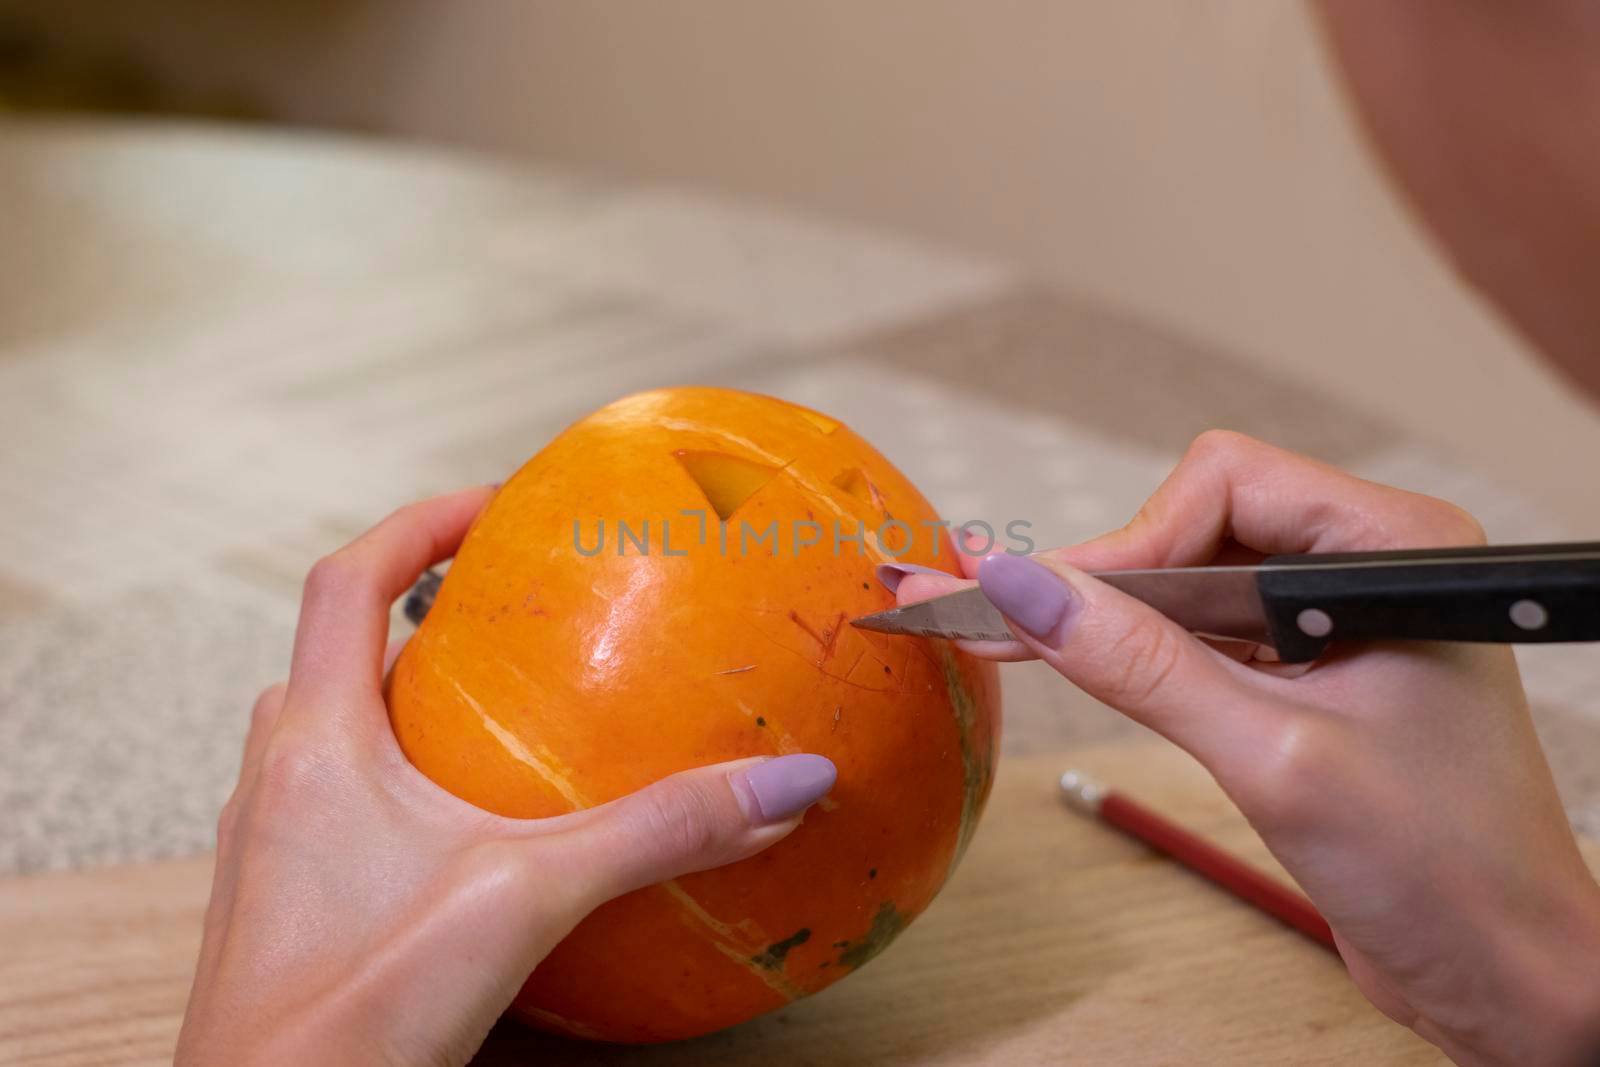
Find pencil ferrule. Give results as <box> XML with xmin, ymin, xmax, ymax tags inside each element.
<box><xmin>1058</xmin><ymin>770</ymin><xmax>1108</xmax><ymax>816</ymax></box>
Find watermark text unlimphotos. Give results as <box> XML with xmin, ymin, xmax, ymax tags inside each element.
<box><xmin>572</xmin><ymin>511</ymin><xmax>1034</xmax><ymax>558</ymax></box>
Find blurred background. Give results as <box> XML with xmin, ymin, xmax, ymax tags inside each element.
<box><xmin>4</xmin><ymin>2</ymin><xmax>1600</xmax><ymax>878</ymax></box>
<box><xmin>7</xmin><ymin>0</ymin><xmax>1599</xmax><ymax>515</ymax></box>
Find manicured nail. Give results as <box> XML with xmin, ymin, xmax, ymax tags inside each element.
<box><xmin>875</xmin><ymin>562</ymin><xmax>948</xmax><ymax>592</ymax></box>
<box><xmin>403</xmin><ymin>569</ymin><xmax>444</xmax><ymax>625</ymax></box>
<box><xmin>978</xmin><ymin>553</ymin><xmax>1079</xmax><ymax>642</ymax></box>
<box><xmin>732</xmin><ymin>754</ymin><xmax>837</xmax><ymax>823</ymax></box>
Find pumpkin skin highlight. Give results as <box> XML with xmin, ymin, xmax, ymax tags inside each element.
<box><xmin>386</xmin><ymin>387</ymin><xmax>1001</xmax><ymax>1043</ymax></box>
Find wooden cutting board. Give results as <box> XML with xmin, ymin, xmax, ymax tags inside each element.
<box><xmin>6</xmin><ymin>737</ymin><xmax>1591</xmax><ymax>1066</ymax></box>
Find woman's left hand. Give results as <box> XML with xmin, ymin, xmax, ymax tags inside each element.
<box><xmin>176</xmin><ymin>487</ymin><xmax>835</xmax><ymax>1066</ymax></box>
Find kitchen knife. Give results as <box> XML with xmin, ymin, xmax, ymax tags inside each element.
<box><xmin>850</xmin><ymin>542</ymin><xmax>1600</xmax><ymax>663</ymax></box>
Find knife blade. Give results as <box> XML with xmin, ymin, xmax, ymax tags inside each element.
<box><xmin>850</xmin><ymin>542</ymin><xmax>1600</xmax><ymax>662</ymax></box>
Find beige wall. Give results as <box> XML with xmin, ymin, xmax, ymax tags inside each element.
<box><xmin>14</xmin><ymin>0</ymin><xmax>1600</xmax><ymax>525</ymax></box>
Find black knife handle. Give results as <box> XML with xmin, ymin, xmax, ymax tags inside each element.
<box><xmin>1257</xmin><ymin>543</ymin><xmax>1600</xmax><ymax>663</ymax></box>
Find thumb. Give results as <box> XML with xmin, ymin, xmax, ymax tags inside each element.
<box><xmin>551</xmin><ymin>754</ymin><xmax>837</xmax><ymax>907</ymax></box>
<box><xmin>977</xmin><ymin>552</ymin><xmax>1261</xmax><ymax>758</ymax></box>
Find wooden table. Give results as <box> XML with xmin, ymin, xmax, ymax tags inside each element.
<box><xmin>18</xmin><ymin>735</ymin><xmax>1574</xmax><ymax>1067</ymax></box>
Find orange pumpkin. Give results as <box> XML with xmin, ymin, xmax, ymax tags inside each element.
<box><xmin>386</xmin><ymin>387</ymin><xmax>1001</xmax><ymax>1042</ymax></box>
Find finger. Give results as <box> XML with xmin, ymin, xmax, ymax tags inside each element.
<box><xmin>345</xmin><ymin>756</ymin><xmax>830</xmax><ymax>1057</ymax></box>
<box><xmin>238</xmin><ymin>682</ymin><xmax>287</xmax><ymax>782</ymax></box>
<box><xmin>220</xmin><ymin>682</ymin><xmax>288</xmax><ymax>845</ymax></box>
<box><xmin>976</xmin><ymin>551</ymin><xmax>1271</xmax><ymax>760</ymax></box>
<box><xmin>534</xmin><ymin>754</ymin><xmax>837</xmax><ymax>909</ymax></box>
<box><xmin>287</xmin><ymin>486</ymin><xmax>494</xmax><ymax>710</ymax></box>
<box><xmin>876</xmin><ymin>562</ymin><xmax>963</xmax><ymax>591</ymax></box>
<box><xmin>204</xmin><ymin>681</ymin><xmax>289</xmax><ymax>966</ymax></box>
<box><xmin>1050</xmin><ymin>430</ymin><xmax>1485</xmax><ymax>573</ymax></box>
<box><xmin>952</xmin><ymin>528</ymin><xmax>985</xmax><ymax>578</ymax></box>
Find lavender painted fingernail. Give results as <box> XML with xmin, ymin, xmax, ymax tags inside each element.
<box><xmin>403</xmin><ymin>568</ymin><xmax>444</xmax><ymax>625</ymax></box>
<box><xmin>733</xmin><ymin>754</ymin><xmax>837</xmax><ymax>823</ymax></box>
<box><xmin>978</xmin><ymin>553</ymin><xmax>1079</xmax><ymax>643</ymax></box>
<box><xmin>875</xmin><ymin>562</ymin><xmax>948</xmax><ymax>592</ymax></box>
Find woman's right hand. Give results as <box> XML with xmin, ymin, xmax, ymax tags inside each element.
<box><xmin>888</xmin><ymin>431</ymin><xmax>1600</xmax><ymax>1066</ymax></box>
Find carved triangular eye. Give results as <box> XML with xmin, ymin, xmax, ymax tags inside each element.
<box><xmin>675</xmin><ymin>451</ymin><xmax>782</xmax><ymax>521</ymax></box>
<box><xmin>793</xmin><ymin>406</ymin><xmax>840</xmax><ymax>434</ymax></box>
<box><xmin>831</xmin><ymin>468</ymin><xmax>884</xmax><ymax>511</ymax></box>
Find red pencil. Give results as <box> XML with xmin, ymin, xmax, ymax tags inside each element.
<box><xmin>1060</xmin><ymin>770</ymin><xmax>1338</xmax><ymax>953</ymax></box>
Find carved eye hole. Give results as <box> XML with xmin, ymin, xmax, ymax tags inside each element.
<box><xmin>794</xmin><ymin>406</ymin><xmax>840</xmax><ymax>435</ymax></box>
<box><xmin>831</xmin><ymin>468</ymin><xmax>885</xmax><ymax>512</ymax></box>
<box><xmin>675</xmin><ymin>450</ymin><xmax>782</xmax><ymax>521</ymax></box>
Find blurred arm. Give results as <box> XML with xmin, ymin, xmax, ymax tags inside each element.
<box><xmin>1315</xmin><ymin>0</ymin><xmax>1600</xmax><ymax>398</ymax></box>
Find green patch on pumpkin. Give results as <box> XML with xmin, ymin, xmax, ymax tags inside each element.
<box><xmin>836</xmin><ymin>901</ymin><xmax>908</xmax><ymax>971</ymax></box>
<box><xmin>939</xmin><ymin>645</ymin><xmax>995</xmax><ymax>874</ymax></box>
<box><xmin>750</xmin><ymin>927</ymin><xmax>811</xmax><ymax>971</ymax></box>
